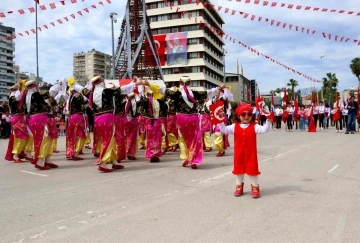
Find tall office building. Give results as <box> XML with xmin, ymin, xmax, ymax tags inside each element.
<box><xmin>73</xmin><ymin>49</ymin><xmax>111</xmax><ymax>84</ymax></box>
<box><xmin>146</xmin><ymin>0</ymin><xmax>225</xmax><ymax>89</ymax></box>
<box><xmin>0</xmin><ymin>23</ymin><xmax>15</xmax><ymax>102</ymax></box>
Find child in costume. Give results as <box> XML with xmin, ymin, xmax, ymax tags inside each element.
<box><xmin>219</xmin><ymin>103</ymin><xmax>271</xmax><ymax>198</ymax></box>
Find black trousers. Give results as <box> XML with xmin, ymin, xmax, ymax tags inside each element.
<box><xmin>313</xmin><ymin>115</ymin><xmax>318</xmax><ymax>128</ymax></box>
<box><xmin>319</xmin><ymin>114</ymin><xmax>325</xmax><ymax>128</ymax></box>
<box><xmin>260</xmin><ymin>115</ymin><xmax>266</xmax><ymax>125</ymax></box>
<box><xmin>287</xmin><ymin>116</ymin><xmax>293</xmax><ymax>130</ymax></box>
<box><xmin>276</xmin><ymin>116</ymin><xmax>282</xmax><ymax>129</ymax></box>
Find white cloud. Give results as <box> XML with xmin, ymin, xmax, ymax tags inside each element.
<box><xmin>1</xmin><ymin>0</ymin><xmax>359</xmax><ymax>93</ymax></box>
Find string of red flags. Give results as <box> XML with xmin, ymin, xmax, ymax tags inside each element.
<box><xmin>0</xmin><ymin>0</ymin><xmax>89</xmax><ymax>19</ymax></box>
<box><xmin>225</xmin><ymin>0</ymin><xmax>360</xmax><ymax>17</ymax></box>
<box><xmin>180</xmin><ymin>1</ymin><xmax>360</xmax><ymax>46</ymax></box>
<box><xmin>0</xmin><ymin>0</ymin><xmax>111</xmax><ymax>42</ymax></box>
<box><xmin>164</xmin><ymin>0</ymin><xmax>321</xmax><ymax>83</ymax></box>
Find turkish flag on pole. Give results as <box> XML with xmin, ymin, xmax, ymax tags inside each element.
<box><xmin>210</xmin><ymin>100</ymin><xmax>225</xmax><ymax>125</ymax></box>
<box><xmin>152</xmin><ymin>34</ymin><xmax>166</xmax><ymax>66</ymax></box>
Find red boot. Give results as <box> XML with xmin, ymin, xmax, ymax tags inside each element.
<box><xmin>35</xmin><ymin>164</ymin><xmax>50</xmax><ymax>170</ymax></box>
<box><xmin>234</xmin><ymin>183</ymin><xmax>244</xmax><ymax>197</ymax></box>
<box><xmin>216</xmin><ymin>151</ymin><xmax>225</xmax><ymax>157</ymax></box>
<box><xmin>251</xmin><ymin>184</ymin><xmax>260</xmax><ymax>198</ymax></box>
<box><xmin>191</xmin><ymin>164</ymin><xmax>197</xmax><ymax>169</ymax></box>
<box><xmin>45</xmin><ymin>162</ymin><xmax>59</xmax><ymax>168</ymax></box>
<box><xmin>182</xmin><ymin>160</ymin><xmax>189</xmax><ymax>167</ymax></box>
<box><xmin>204</xmin><ymin>148</ymin><xmax>212</xmax><ymax>152</ymax></box>
<box><xmin>98</xmin><ymin>165</ymin><xmax>112</xmax><ymax>173</ymax></box>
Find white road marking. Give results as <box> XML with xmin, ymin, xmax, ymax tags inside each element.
<box><xmin>77</xmin><ymin>221</ymin><xmax>88</xmax><ymax>224</ymax></box>
<box><xmin>20</xmin><ymin>171</ymin><xmax>48</xmax><ymax>177</ymax></box>
<box><xmin>29</xmin><ymin>231</ymin><xmax>47</xmax><ymax>239</ymax></box>
<box><xmin>199</xmin><ymin>172</ymin><xmax>231</xmax><ymax>184</ymax></box>
<box><xmin>57</xmin><ymin>226</ymin><xmax>67</xmax><ymax>230</ymax></box>
<box><xmin>328</xmin><ymin>165</ymin><xmax>340</xmax><ymax>173</ymax></box>
<box><xmin>86</xmin><ymin>211</ymin><xmax>94</xmax><ymax>214</ymax></box>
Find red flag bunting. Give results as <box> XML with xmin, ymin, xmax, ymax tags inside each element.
<box><xmin>29</xmin><ymin>7</ymin><xmax>35</xmax><ymax>13</ymax></box>
<box><xmin>98</xmin><ymin>1</ymin><xmax>104</xmax><ymax>5</ymax></box>
<box><xmin>64</xmin><ymin>16</ymin><xmax>68</xmax><ymax>21</ymax></box>
<box><xmin>50</xmin><ymin>22</ymin><xmax>55</xmax><ymax>26</ymax></box>
<box><xmin>84</xmin><ymin>8</ymin><xmax>89</xmax><ymax>13</ymax></box>
<box><xmin>40</xmin><ymin>5</ymin><xmax>46</xmax><ymax>10</ymax></box>
<box><xmin>50</xmin><ymin>3</ymin><xmax>56</xmax><ymax>9</ymax></box>
<box><xmin>91</xmin><ymin>5</ymin><xmax>97</xmax><ymax>9</ymax></box>
<box><xmin>70</xmin><ymin>14</ymin><xmax>76</xmax><ymax>18</ymax></box>
<box><xmin>77</xmin><ymin>11</ymin><xmax>83</xmax><ymax>15</ymax></box>
<box><xmin>57</xmin><ymin>19</ymin><xmax>63</xmax><ymax>24</ymax></box>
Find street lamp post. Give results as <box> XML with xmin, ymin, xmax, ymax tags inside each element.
<box><xmin>110</xmin><ymin>12</ymin><xmax>117</xmax><ymax>79</ymax></box>
<box><xmin>35</xmin><ymin>1</ymin><xmax>39</xmax><ymax>83</ymax></box>
<box><xmin>320</xmin><ymin>55</ymin><xmax>325</xmax><ymax>102</ymax></box>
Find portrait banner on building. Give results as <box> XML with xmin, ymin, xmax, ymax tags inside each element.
<box><xmin>165</xmin><ymin>32</ymin><xmax>188</xmax><ymax>66</ymax></box>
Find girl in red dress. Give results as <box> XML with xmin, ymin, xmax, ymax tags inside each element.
<box><xmin>219</xmin><ymin>104</ymin><xmax>271</xmax><ymax>198</ymax></box>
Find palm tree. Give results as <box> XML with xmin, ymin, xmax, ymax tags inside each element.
<box><xmin>287</xmin><ymin>79</ymin><xmax>299</xmax><ymax>101</ymax></box>
<box><xmin>322</xmin><ymin>72</ymin><xmax>338</xmax><ymax>103</ymax></box>
<box><xmin>350</xmin><ymin>57</ymin><xmax>360</xmax><ymax>83</ymax></box>
<box><xmin>275</xmin><ymin>88</ymin><xmax>282</xmax><ymax>94</ymax></box>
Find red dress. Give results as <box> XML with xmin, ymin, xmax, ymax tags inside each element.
<box><xmin>233</xmin><ymin>122</ymin><xmax>260</xmax><ymax>176</ymax></box>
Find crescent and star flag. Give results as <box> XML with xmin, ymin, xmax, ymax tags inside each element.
<box><xmin>153</xmin><ymin>34</ymin><xmax>166</xmax><ymax>66</ymax></box>
<box><xmin>210</xmin><ymin>100</ymin><xmax>225</xmax><ymax>125</ymax></box>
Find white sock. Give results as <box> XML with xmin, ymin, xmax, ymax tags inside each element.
<box><xmin>25</xmin><ymin>152</ymin><xmax>32</xmax><ymax>157</ymax></box>
<box><xmin>100</xmin><ymin>163</ymin><xmax>112</xmax><ymax>169</ymax></box>
<box><xmin>249</xmin><ymin>176</ymin><xmax>259</xmax><ymax>186</ymax></box>
<box><xmin>37</xmin><ymin>159</ymin><xmax>45</xmax><ymax>167</ymax></box>
<box><xmin>113</xmin><ymin>161</ymin><xmax>121</xmax><ymax>165</ymax></box>
<box><xmin>45</xmin><ymin>157</ymin><xmax>50</xmax><ymax>163</ymax></box>
<box><xmin>14</xmin><ymin>154</ymin><xmax>19</xmax><ymax>159</ymax></box>
<box><xmin>235</xmin><ymin>174</ymin><xmax>244</xmax><ymax>185</ymax></box>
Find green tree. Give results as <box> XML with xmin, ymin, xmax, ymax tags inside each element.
<box><xmin>275</xmin><ymin>88</ymin><xmax>282</xmax><ymax>94</ymax></box>
<box><xmin>287</xmin><ymin>79</ymin><xmax>299</xmax><ymax>100</ymax></box>
<box><xmin>322</xmin><ymin>72</ymin><xmax>339</xmax><ymax>103</ymax></box>
<box><xmin>350</xmin><ymin>57</ymin><xmax>360</xmax><ymax>83</ymax></box>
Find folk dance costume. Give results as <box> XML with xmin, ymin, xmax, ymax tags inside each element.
<box><xmin>124</xmin><ymin>90</ymin><xmax>140</xmax><ymax>160</ymax></box>
<box><xmin>137</xmin><ymin>83</ymin><xmax>165</xmax><ymax>163</ymax></box>
<box><xmin>219</xmin><ymin>104</ymin><xmax>271</xmax><ymax>198</ymax></box>
<box><xmin>75</xmin><ymin>76</ymin><xmax>136</xmax><ymax>172</ymax></box>
<box><xmin>213</xmin><ymin>87</ymin><xmax>233</xmax><ymax>157</ymax></box>
<box><xmin>200</xmin><ymin>99</ymin><xmax>212</xmax><ymax>152</ymax></box>
<box><xmin>113</xmin><ymin>85</ymin><xmax>128</xmax><ymax>163</ymax></box>
<box><xmin>5</xmin><ymin>84</ymin><xmax>33</xmax><ymax>163</ymax></box>
<box><xmin>138</xmin><ymin>115</ymin><xmax>146</xmax><ymax>150</ymax></box>
<box><xmin>165</xmin><ymin>96</ymin><xmax>179</xmax><ymax>152</ymax></box>
<box><xmin>19</xmin><ymin>80</ymin><xmax>58</xmax><ymax>170</ymax></box>
<box><xmin>158</xmin><ymin>97</ymin><xmax>169</xmax><ymax>154</ymax></box>
<box><xmin>165</xmin><ymin>76</ymin><xmax>219</xmax><ymax>169</ymax></box>
<box><xmin>65</xmin><ymin>79</ymin><xmax>87</xmax><ymax>160</ymax></box>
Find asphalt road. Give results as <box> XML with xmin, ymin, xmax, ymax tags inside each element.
<box><xmin>1</xmin><ymin>127</ymin><xmax>359</xmax><ymax>243</ymax></box>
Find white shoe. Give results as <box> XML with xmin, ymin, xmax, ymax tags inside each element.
<box><xmin>340</xmin><ymin>130</ymin><xmax>343</xmax><ymax>133</ymax></box>
<box><xmin>336</xmin><ymin>130</ymin><xmax>339</xmax><ymax>133</ymax></box>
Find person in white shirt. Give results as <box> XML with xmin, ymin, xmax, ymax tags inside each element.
<box><xmin>318</xmin><ymin>101</ymin><xmax>325</xmax><ymax>130</ymax></box>
<box><xmin>324</xmin><ymin>104</ymin><xmax>330</xmax><ymax>129</ymax></box>
<box><xmin>285</xmin><ymin>102</ymin><xmax>294</xmax><ymax>131</ymax></box>
<box><xmin>274</xmin><ymin>105</ymin><xmax>283</xmax><ymax>129</ymax></box>
<box><xmin>313</xmin><ymin>104</ymin><xmax>319</xmax><ymax>128</ymax></box>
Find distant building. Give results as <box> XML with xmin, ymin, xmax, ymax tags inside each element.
<box><xmin>0</xmin><ymin>23</ymin><xmax>16</xmax><ymax>102</ymax></box>
<box><xmin>147</xmin><ymin>0</ymin><xmax>225</xmax><ymax>89</ymax></box>
<box><xmin>73</xmin><ymin>49</ymin><xmax>112</xmax><ymax>85</ymax></box>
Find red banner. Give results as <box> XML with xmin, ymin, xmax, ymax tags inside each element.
<box><xmin>210</xmin><ymin>100</ymin><xmax>225</xmax><ymax>125</ymax></box>
<box><xmin>153</xmin><ymin>34</ymin><xmax>166</xmax><ymax>66</ymax></box>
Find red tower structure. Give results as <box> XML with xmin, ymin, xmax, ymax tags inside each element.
<box><xmin>114</xmin><ymin>0</ymin><xmax>163</xmax><ymax>80</ymax></box>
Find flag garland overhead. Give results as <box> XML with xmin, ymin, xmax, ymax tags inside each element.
<box><xmin>180</xmin><ymin>0</ymin><xmax>360</xmax><ymax>46</ymax></box>
<box><xmin>0</xmin><ymin>0</ymin><xmax>88</xmax><ymax>18</ymax></box>
<box><xmin>165</xmin><ymin>0</ymin><xmax>321</xmax><ymax>83</ymax></box>
<box><xmin>0</xmin><ymin>0</ymin><xmax>111</xmax><ymax>42</ymax></box>
<box><xmin>225</xmin><ymin>0</ymin><xmax>360</xmax><ymax>17</ymax></box>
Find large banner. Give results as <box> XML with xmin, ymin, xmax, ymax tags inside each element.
<box><xmin>166</xmin><ymin>32</ymin><xmax>188</xmax><ymax>66</ymax></box>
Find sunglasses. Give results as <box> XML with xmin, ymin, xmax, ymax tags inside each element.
<box><xmin>240</xmin><ymin>112</ymin><xmax>252</xmax><ymax>117</ymax></box>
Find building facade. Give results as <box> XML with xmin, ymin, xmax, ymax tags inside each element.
<box><xmin>0</xmin><ymin>23</ymin><xmax>15</xmax><ymax>102</ymax></box>
<box><xmin>146</xmin><ymin>0</ymin><xmax>225</xmax><ymax>89</ymax></box>
<box><xmin>73</xmin><ymin>49</ymin><xmax>111</xmax><ymax>85</ymax></box>
<box><xmin>225</xmin><ymin>70</ymin><xmax>251</xmax><ymax>102</ymax></box>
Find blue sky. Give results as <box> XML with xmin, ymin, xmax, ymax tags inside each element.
<box><xmin>0</xmin><ymin>0</ymin><xmax>359</xmax><ymax>93</ymax></box>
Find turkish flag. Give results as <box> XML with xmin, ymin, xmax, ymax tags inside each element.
<box><xmin>152</xmin><ymin>34</ymin><xmax>166</xmax><ymax>66</ymax></box>
<box><xmin>210</xmin><ymin>100</ymin><xmax>225</xmax><ymax>125</ymax></box>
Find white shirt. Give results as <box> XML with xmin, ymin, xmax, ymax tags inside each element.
<box><xmin>275</xmin><ymin>108</ymin><xmax>283</xmax><ymax>116</ymax></box>
<box><xmin>2</xmin><ymin>114</ymin><xmax>11</xmax><ymax>123</ymax></box>
<box><xmin>342</xmin><ymin>109</ymin><xmax>348</xmax><ymax>115</ymax></box>
<box><xmin>324</xmin><ymin>107</ymin><xmax>330</xmax><ymax>113</ymax></box>
<box><xmin>286</xmin><ymin>107</ymin><xmax>294</xmax><ymax>114</ymax></box>
<box><xmin>318</xmin><ymin>105</ymin><xmax>325</xmax><ymax>114</ymax></box>
<box><xmin>218</xmin><ymin>121</ymin><xmax>271</xmax><ymax>134</ymax></box>
<box><xmin>313</xmin><ymin>106</ymin><xmax>319</xmax><ymax>115</ymax></box>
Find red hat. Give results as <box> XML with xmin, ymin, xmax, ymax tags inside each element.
<box><xmin>235</xmin><ymin>104</ymin><xmax>252</xmax><ymax>116</ymax></box>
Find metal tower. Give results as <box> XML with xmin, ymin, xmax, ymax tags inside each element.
<box><xmin>114</xmin><ymin>0</ymin><xmax>163</xmax><ymax>80</ymax></box>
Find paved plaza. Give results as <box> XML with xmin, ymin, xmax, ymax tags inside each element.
<box><xmin>1</xmin><ymin>127</ymin><xmax>360</xmax><ymax>243</ymax></box>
